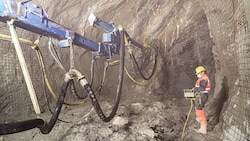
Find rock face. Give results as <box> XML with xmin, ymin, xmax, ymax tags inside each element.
<box><xmin>0</xmin><ymin>0</ymin><xmax>249</xmax><ymax>140</ymax></box>
<box><xmin>40</xmin><ymin>0</ymin><xmax>215</xmax><ymax>101</ymax></box>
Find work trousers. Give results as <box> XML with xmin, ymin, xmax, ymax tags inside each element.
<box><xmin>194</xmin><ymin>93</ymin><xmax>208</xmax><ymax>122</ymax></box>
<box><xmin>194</xmin><ymin>93</ymin><xmax>208</xmax><ymax>110</ymax></box>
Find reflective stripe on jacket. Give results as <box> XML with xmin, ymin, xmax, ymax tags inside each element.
<box><xmin>195</xmin><ymin>74</ymin><xmax>211</xmax><ymax>93</ymax></box>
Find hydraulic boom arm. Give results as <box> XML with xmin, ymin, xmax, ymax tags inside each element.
<box><xmin>0</xmin><ymin>0</ymin><xmax>158</xmax><ymax>135</ymax></box>
<box><xmin>0</xmin><ymin>0</ymin><xmax>121</xmax><ymax>59</ymax></box>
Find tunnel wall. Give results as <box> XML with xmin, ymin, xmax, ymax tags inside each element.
<box><xmin>199</xmin><ymin>0</ymin><xmax>250</xmax><ymax>140</ymax></box>
<box><xmin>156</xmin><ymin>0</ymin><xmax>215</xmax><ymax>99</ymax></box>
<box><xmin>0</xmin><ymin>1</ymin><xmax>249</xmax><ymax>140</ymax></box>
<box><xmin>0</xmin><ymin>26</ymin><xmax>50</xmax><ymax>122</ymax></box>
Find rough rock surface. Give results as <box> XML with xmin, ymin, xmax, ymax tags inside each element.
<box><xmin>1</xmin><ymin>0</ymin><xmax>248</xmax><ymax>140</ymax></box>
<box><xmin>1</xmin><ymin>83</ymin><xmax>224</xmax><ymax>141</ymax></box>
<box><xmin>2</xmin><ymin>97</ymin><xmax>221</xmax><ymax>141</ymax></box>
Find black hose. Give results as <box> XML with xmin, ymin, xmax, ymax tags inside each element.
<box><xmin>0</xmin><ymin>119</ymin><xmax>45</xmax><ymax>135</ymax></box>
<box><xmin>124</xmin><ymin>31</ymin><xmax>158</xmax><ymax>80</ymax></box>
<box><xmin>130</xmin><ymin>46</ymin><xmax>158</xmax><ymax>80</ymax></box>
<box><xmin>35</xmin><ymin>48</ymin><xmax>53</xmax><ymax>114</ymax></box>
<box><xmin>0</xmin><ymin>77</ymin><xmax>71</xmax><ymax>135</ymax></box>
<box><xmin>35</xmin><ymin>48</ymin><xmax>69</xmax><ymax>123</ymax></box>
<box><xmin>69</xmin><ymin>80</ymin><xmax>87</xmax><ymax>100</ymax></box>
<box><xmin>124</xmin><ymin>31</ymin><xmax>144</xmax><ymax>50</ymax></box>
<box><xmin>82</xmin><ymin>29</ymin><xmax>125</xmax><ymax>122</ymax></box>
<box><xmin>39</xmin><ymin>78</ymin><xmax>71</xmax><ymax>134</ymax></box>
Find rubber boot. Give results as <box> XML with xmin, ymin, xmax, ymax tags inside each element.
<box><xmin>195</xmin><ymin>108</ymin><xmax>203</xmax><ymax>122</ymax></box>
<box><xmin>195</xmin><ymin>120</ymin><xmax>207</xmax><ymax>134</ymax></box>
<box><xmin>195</xmin><ymin>117</ymin><xmax>200</xmax><ymax>123</ymax></box>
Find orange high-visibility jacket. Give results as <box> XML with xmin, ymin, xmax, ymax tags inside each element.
<box><xmin>194</xmin><ymin>74</ymin><xmax>211</xmax><ymax>93</ymax></box>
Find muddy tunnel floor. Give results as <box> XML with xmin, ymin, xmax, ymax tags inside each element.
<box><xmin>1</xmin><ymin>93</ymin><xmax>222</xmax><ymax>141</ymax></box>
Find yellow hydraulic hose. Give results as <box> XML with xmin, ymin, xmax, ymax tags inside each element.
<box><xmin>143</xmin><ymin>36</ymin><xmax>151</xmax><ymax>48</ymax></box>
<box><xmin>36</xmin><ymin>40</ymin><xmax>112</xmax><ymax>105</ymax></box>
<box><xmin>181</xmin><ymin>98</ymin><xmax>195</xmax><ymax>141</ymax></box>
<box><xmin>124</xmin><ymin>67</ymin><xmax>148</xmax><ymax>86</ymax></box>
<box><xmin>0</xmin><ymin>33</ymin><xmax>88</xmax><ymax>106</ymax></box>
<box><xmin>94</xmin><ymin>62</ymin><xmax>108</xmax><ymax>95</ymax></box>
<box><xmin>124</xmin><ymin>60</ymin><xmax>159</xmax><ymax>86</ymax></box>
<box><xmin>38</xmin><ymin>40</ymin><xmax>117</xmax><ymax>105</ymax></box>
<box><xmin>0</xmin><ymin>33</ymin><xmax>34</xmax><ymax>45</ymax></box>
<box><xmin>123</xmin><ymin>34</ymin><xmax>158</xmax><ymax>85</ymax></box>
<box><xmin>36</xmin><ymin>48</ymin><xmax>88</xmax><ymax>106</ymax></box>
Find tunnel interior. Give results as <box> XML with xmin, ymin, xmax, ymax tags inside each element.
<box><xmin>0</xmin><ymin>0</ymin><xmax>249</xmax><ymax>140</ymax></box>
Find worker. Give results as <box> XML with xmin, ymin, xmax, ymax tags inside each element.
<box><xmin>191</xmin><ymin>66</ymin><xmax>211</xmax><ymax>134</ymax></box>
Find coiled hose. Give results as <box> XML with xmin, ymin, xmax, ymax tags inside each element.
<box><xmin>88</xmin><ymin>29</ymin><xmax>124</xmax><ymax>122</ymax></box>
<box><xmin>68</xmin><ymin>29</ymin><xmax>124</xmax><ymax>122</ymax></box>
<box><xmin>0</xmin><ymin>28</ymin><xmax>123</xmax><ymax>134</ymax></box>
<box><xmin>124</xmin><ymin>31</ymin><xmax>158</xmax><ymax>80</ymax></box>
<box><xmin>69</xmin><ymin>80</ymin><xmax>87</xmax><ymax>100</ymax></box>
<box><xmin>130</xmin><ymin>46</ymin><xmax>157</xmax><ymax>80</ymax></box>
<box><xmin>0</xmin><ymin>76</ymin><xmax>71</xmax><ymax>135</ymax></box>
<box><xmin>48</xmin><ymin>38</ymin><xmax>87</xmax><ymax>101</ymax></box>
<box><xmin>39</xmin><ymin>77</ymin><xmax>71</xmax><ymax>134</ymax></box>
<box><xmin>0</xmin><ymin>28</ymin><xmax>124</xmax><ymax>134</ymax></box>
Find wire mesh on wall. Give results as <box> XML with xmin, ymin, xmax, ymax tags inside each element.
<box><xmin>224</xmin><ymin>0</ymin><xmax>250</xmax><ymax>140</ymax></box>
<box><xmin>0</xmin><ymin>19</ymin><xmax>89</xmax><ymax>124</ymax></box>
<box><xmin>0</xmin><ymin>23</ymin><xmax>37</xmax><ymax>122</ymax></box>
<box><xmin>200</xmin><ymin>0</ymin><xmax>250</xmax><ymax>140</ymax></box>
<box><xmin>0</xmin><ymin>22</ymin><xmax>61</xmax><ymax>123</ymax></box>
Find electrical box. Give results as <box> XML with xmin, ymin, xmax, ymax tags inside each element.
<box><xmin>183</xmin><ymin>89</ymin><xmax>195</xmax><ymax>98</ymax></box>
<box><xmin>58</xmin><ymin>39</ymin><xmax>71</xmax><ymax>48</ymax></box>
<box><xmin>103</xmin><ymin>33</ymin><xmax>113</xmax><ymax>43</ymax></box>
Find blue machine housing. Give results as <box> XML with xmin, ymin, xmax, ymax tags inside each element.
<box><xmin>0</xmin><ymin>0</ymin><xmax>118</xmax><ymax>59</ymax></box>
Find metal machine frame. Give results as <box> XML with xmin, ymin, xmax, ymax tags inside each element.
<box><xmin>0</xmin><ymin>0</ymin><xmax>157</xmax><ymax>135</ymax></box>
<box><xmin>0</xmin><ymin>0</ymin><xmax>145</xmax><ymax>59</ymax></box>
